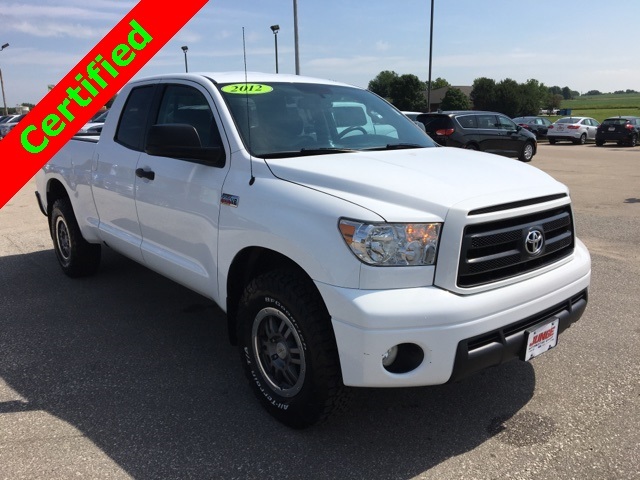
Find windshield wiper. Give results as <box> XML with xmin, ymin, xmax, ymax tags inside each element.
<box><xmin>260</xmin><ymin>148</ymin><xmax>357</xmax><ymax>159</ymax></box>
<box><xmin>365</xmin><ymin>143</ymin><xmax>426</xmax><ymax>151</ymax></box>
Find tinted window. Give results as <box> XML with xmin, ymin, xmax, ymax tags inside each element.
<box><xmin>155</xmin><ymin>84</ymin><xmax>221</xmax><ymax>148</ymax></box>
<box><xmin>115</xmin><ymin>85</ymin><xmax>155</xmax><ymax>150</ymax></box>
<box><xmin>476</xmin><ymin>114</ymin><xmax>497</xmax><ymax>129</ymax></box>
<box><xmin>456</xmin><ymin>115</ymin><xmax>477</xmax><ymax>128</ymax></box>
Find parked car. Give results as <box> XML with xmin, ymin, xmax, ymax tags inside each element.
<box><xmin>0</xmin><ymin>114</ymin><xmax>20</xmax><ymax>124</ymax></box>
<box><xmin>0</xmin><ymin>113</ymin><xmax>27</xmax><ymax>139</ymax></box>
<box><xmin>595</xmin><ymin>116</ymin><xmax>640</xmax><ymax>147</ymax></box>
<box><xmin>402</xmin><ymin>111</ymin><xmax>424</xmax><ymax>121</ymax></box>
<box><xmin>512</xmin><ymin>116</ymin><xmax>553</xmax><ymax>138</ymax></box>
<box><xmin>416</xmin><ymin>110</ymin><xmax>537</xmax><ymax>161</ymax></box>
<box><xmin>77</xmin><ymin>109</ymin><xmax>109</xmax><ymax>134</ymax></box>
<box><xmin>546</xmin><ymin>117</ymin><xmax>600</xmax><ymax>145</ymax></box>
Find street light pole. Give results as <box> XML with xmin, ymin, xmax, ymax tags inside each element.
<box><xmin>181</xmin><ymin>45</ymin><xmax>189</xmax><ymax>73</ymax></box>
<box><xmin>0</xmin><ymin>43</ymin><xmax>9</xmax><ymax>116</ymax></box>
<box><xmin>270</xmin><ymin>25</ymin><xmax>280</xmax><ymax>73</ymax></box>
<box><xmin>293</xmin><ymin>0</ymin><xmax>300</xmax><ymax>75</ymax></box>
<box><xmin>427</xmin><ymin>0</ymin><xmax>434</xmax><ymax>112</ymax></box>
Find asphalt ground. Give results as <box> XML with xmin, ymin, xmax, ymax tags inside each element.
<box><xmin>1</xmin><ymin>143</ymin><xmax>639</xmax><ymax>480</ymax></box>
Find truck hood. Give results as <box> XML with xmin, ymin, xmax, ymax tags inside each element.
<box><xmin>263</xmin><ymin>147</ymin><xmax>567</xmax><ymax>222</ymax></box>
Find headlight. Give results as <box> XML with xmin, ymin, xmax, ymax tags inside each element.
<box><xmin>339</xmin><ymin>219</ymin><xmax>441</xmax><ymax>266</ymax></box>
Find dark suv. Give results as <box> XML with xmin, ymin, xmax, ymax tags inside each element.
<box><xmin>595</xmin><ymin>116</ymin><xmax>640</xmax><ymax>147</ymax></box>
<box><xmin>416</xmin><ymin>111</ymin><xmax>537</xmax><ymax>162</ymax></box>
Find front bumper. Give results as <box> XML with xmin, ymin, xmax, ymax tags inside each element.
<box><xmin>318</xmin><ymin>240</ymin><xmax>590</xmax><ymax>388</ymax></box>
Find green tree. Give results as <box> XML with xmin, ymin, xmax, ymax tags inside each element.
<box><xmin>389</xmin><ymin>74</ymin><xmax>428</xmax><ymax>111</ymax></box>
<box><xmin>368</xmin><ymin>70</ymin><xmax>400</xmax><ymax>101</ymax></box>
<box><xmin>561</xmin><ymin>86</ymin><xmax>573</xmax><ymax>100</ymax></box>
<box><xmin>427</xmin><ymin>77</ymin><xmax>450</xmax><ymax>90</ymax></box>
<box><xmin>519</xmin><ymin>79</ymin><xmax>547</xmax><ymax>116</ymax></box>
<box><xmin>470</xmin><ymin>77</ymin><xmax>496</xmax><ymax>111</ymax></box>
<box><xmin>440</xmin><ymin>87</ymin><xmax>470</xmax><ymax>110</ymax></box>
<box><xmin>493</xmin><ymin>78</ymin><xmax>522</xmax><ymax>117</ymax></box>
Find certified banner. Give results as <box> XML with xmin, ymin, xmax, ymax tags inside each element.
<box><xmin>0</xmin><ymin>0</ymin><xmax>209</xmax><ymax>209</ymax></box>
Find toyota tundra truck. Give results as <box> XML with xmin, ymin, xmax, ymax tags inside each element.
<box><xmin>35</xmin><ymin>72</ymin><xmax>591</xmax><ymax>428</ymax></box>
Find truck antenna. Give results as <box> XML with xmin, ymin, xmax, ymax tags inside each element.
<box><xmin>243</xmin><ymin>27</ymin><xmax>255</xmax><ymax>186</ymax></box>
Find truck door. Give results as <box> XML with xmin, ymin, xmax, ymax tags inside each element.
<box><xmin>134</xmin><ymin>82</ymin><xmax>229</xmax><ymax>299</ymax></box>
<box><xmin>92</xmin><ymin>85</ymin><xmax>157</xmax><ymax>262</ymax></box>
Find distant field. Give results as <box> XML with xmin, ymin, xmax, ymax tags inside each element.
<box><xmin>555</xmin><ymin>93</ymin><xmax>640</xmax><ymax>122</ymax></box>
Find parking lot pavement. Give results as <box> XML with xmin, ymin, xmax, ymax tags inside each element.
<box><xmin>1</xmin><ymin>146</ymin><xmax>639</xmax><ymax>480</ymax></box>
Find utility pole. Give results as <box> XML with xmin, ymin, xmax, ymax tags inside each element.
<box><xmin>293</xmin><ymin>0</ymin><xmax>300</xmax><ymax>75</ymax></box>
<box><xmin>427</xmin><ymin>0</ymin><xmax>434</xmax><ymax>112</ymax></box>
<box><xmin>0</xmin><ymin>43</ymin><xmax>9</xmax><ymax>116</ymax></box>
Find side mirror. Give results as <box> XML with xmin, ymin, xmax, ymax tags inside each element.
<box><xmin>145</xmin><ymin>124</ymin><xmax>225</xmax><ymax>167</ymax></box>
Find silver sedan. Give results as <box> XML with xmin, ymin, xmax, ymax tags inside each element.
<box><xmin>547</xmin><ymin>116</ymin><xmax>600</xmax><ymax>145</ymax></box>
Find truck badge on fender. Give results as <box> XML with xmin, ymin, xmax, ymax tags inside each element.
<box><xmin>221</xmin><ymin>193</ymin><xmax>239</xmax><ymax>207</ymax></box>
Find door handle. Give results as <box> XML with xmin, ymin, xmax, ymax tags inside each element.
<box><xmin>135</xmin><ymin>168</ymin><xmax>155</xmax><ymax>180</ymax></box>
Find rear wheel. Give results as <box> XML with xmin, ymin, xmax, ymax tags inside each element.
<box><xmin>50</xmin><ymin>198</ymin><xmax>101</xmax><ymax>277</ymax></box>
<box><xmin>575</xmin><ymin>133</ymin><xmax>587</xmax><ymax>145</ymax></box>
<box><xmin>519</xmin><ymin>141</ymin><xmax>534</xmax><ymax>162</ymax></box>
<box><xmin>629</xmin><ymin>134</ymin><xmax>637</xmax><ymax>147</ymax></box>
<box><xmin>238</xmin><ymin>269</ymin><xmax>348</xmax><ymax>428</ymax></box>
<box><xmin>464</xmin><ymin>143</ymin><xmax>479</xmax><ymax>151</ymax></box>
<box><xmin>548</xmin><ymin>138</ymin><xmax>557</xmax><ymax>145</ymax></box>
<box><xmin>596</xmin><ymin>139</ymin><xmax>605</xmax><ymax>146</ymax></box>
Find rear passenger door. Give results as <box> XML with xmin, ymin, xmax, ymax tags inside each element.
<box><xmin>584</xmin><ymin>118</ymin><xmax>599</xmax><ymax>140</ymax></box>
<box><xmin>92</xmin><ymin>84</ymin><xmax>158</xmax><ymax>263</ymax></box>
<box><xmin>134</xmin><ymin>81</ymin><xmax>230</xmax><ymax>298</ymax></box>
<box><xmin>474</xmin><ymin>114</ymin><xmax>504</xmax><ymax>153</ymax></box>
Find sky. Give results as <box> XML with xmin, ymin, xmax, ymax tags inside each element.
<box><xmin>1</xmin><ymin>0</ymin><xmax>639</xmax><ymax>107</ymax></box>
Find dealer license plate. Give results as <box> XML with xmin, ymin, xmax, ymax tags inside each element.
<box><xmin>523</xmin><ymin>318</ymin><xmax>559</xmax><ymax>361</ymax></box>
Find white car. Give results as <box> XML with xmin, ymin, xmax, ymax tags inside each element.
<box><xmin>77</xmin><ymin>110</ymin><xmax>109</xmax><ymax>134</ymax></box>
<box><xmin>0</xmin><ymin>113</ymin><xmax>27</xmax><ymax>139</ymax></box>
<box><xmin>547</xmin><ymin>116</ymin><xmax>600</xmax><ymax>145</ymax></box>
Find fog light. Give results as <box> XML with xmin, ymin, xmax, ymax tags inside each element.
<box><xmin>382</xmin><ymin>346</ymin><xmax>398</xmax><ymax>367</ymax></box>
<box><xmin>382</xmin><ymin>343</ymin><xmax>425</xmax><ymax>373</ymax></box>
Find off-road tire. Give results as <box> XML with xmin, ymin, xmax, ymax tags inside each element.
<box><xmin>50</xmin><ymin>198</ymin><xmax>101</xmax><ymax>277</ymax></box>
<box><xmin>237</xmin><ymin>269</ymin><xmax>348</xmax><ymax>428</ymax></box>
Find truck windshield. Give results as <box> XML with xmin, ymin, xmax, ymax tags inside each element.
<box><xmin>218</xmin><ymin>82</ymin><xmax>436</xmax><ymax>157</ymax></box>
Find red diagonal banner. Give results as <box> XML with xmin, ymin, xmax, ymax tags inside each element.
<box><xmin>0</xmin><ymin>0</ymin><xmax>209</xmax><ymax>209</ymax></box>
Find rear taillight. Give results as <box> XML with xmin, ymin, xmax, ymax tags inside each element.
<box><xmin>435</xmin><ymin>128</ymin><xmax>455</xmax><ymax>136</ymax></box>
<box><xmin>567</xmin><ymin>125</ymin><xmax>580</xmax><ymax>129</ymax></box>
<box><xmin>548</xmin><ymin>125</ymin><xmax>554</xmax><ymax>129</ymax></box>
<box><xmin>625</xmin><ymin>123</ymin><xmax>634</xmax><ymax>130</ymax></box>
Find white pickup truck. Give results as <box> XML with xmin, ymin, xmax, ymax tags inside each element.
<box><xmin>35</xmin><ymin>72</ymin><xmax>591</xmax><ymax>428</ymax></box>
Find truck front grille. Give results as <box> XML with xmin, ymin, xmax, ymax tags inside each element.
<box><xmin>457</xmin><ymin>205</ymin><xmax>574</xmax><ymax>288</ymax></box>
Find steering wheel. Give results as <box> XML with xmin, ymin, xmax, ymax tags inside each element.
<box><xmin>338</xmin><ymin>126</ymin><xmax>368</xmax><ymax>138</ymax></box>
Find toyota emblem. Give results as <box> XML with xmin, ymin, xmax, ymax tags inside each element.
<box><xmin>525</xmin><ymin>229</ymin><xmax>544</xmax><ymax>256</ymax></box>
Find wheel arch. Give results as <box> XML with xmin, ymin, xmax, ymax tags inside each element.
<box><xmin>225</xmin><ymin>247</ymin><xmax>326</xmax><ymax>345</ymax></box>
<box><xmin>45</xmin><ymin>178</ymin><xmax>71</xmax><ymax>217</ymax></box>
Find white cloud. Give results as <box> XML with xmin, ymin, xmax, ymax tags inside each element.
<box><xmin>7</xmin><ymin>21</ymin><xmax>103</xmax><ymax>39</ymax></box>
<box><xmin>1</xmin><ymin>4</ymin><xmax>120</xmax><ymax>21</ymax></box>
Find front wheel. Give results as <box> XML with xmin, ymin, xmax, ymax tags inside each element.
<box><xmin>50</xmin><ymin>198</ymin><xmax>101</xmax><ymax>277</ymax></box>
<box><xmin>238</xmin><ymin>269</ymin><xmax>347</xmax><ymax>428</ymax></box>
<box><xmin>519</xmin><ymin>141</ymin><xmax>534</xmax><ymax>162</ymax></box>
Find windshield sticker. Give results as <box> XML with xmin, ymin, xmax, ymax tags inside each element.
<box><xmin>221</xmin><ymin>84</ymin><xmax>273</xmax><ymax>95</ymax></box>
